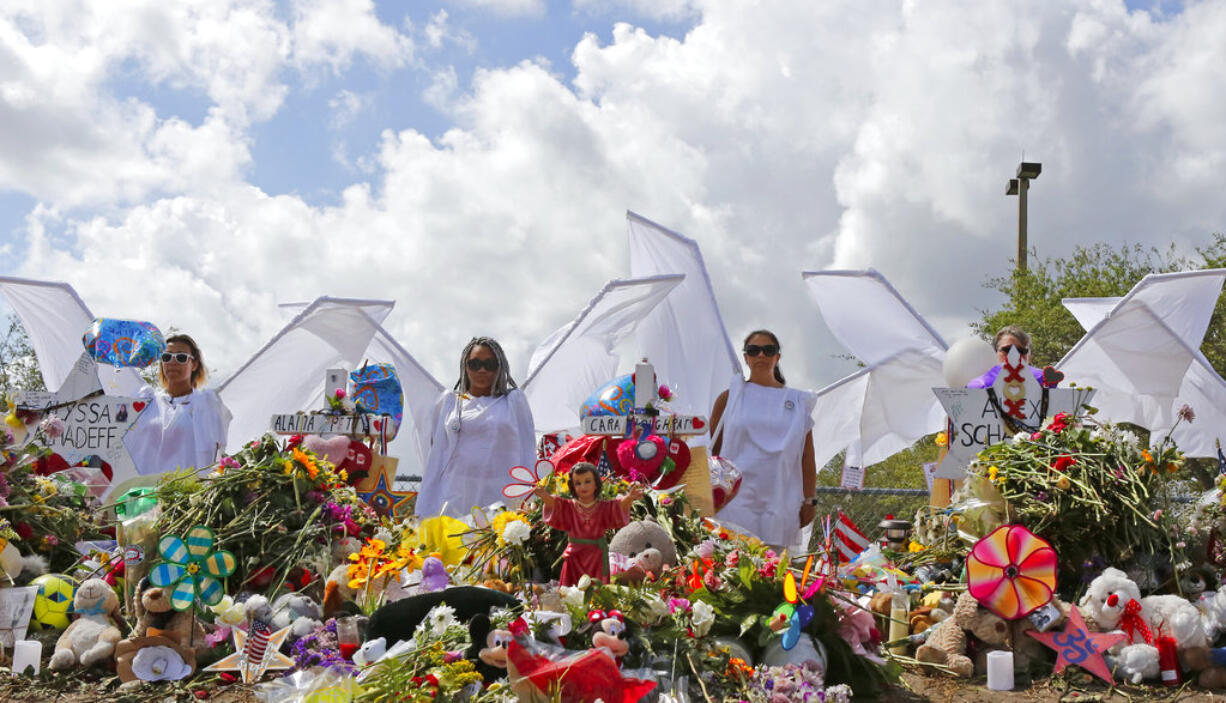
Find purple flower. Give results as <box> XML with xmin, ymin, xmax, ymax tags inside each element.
<box><xmin>1178</xmin><ymin>404</ymin><xmax>1196</xmax><ymax>423</ymax></box>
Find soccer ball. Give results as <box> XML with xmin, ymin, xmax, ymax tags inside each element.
<box><xmin>30</xmin><ymin>573</ymin><xmax>77</xmax><ymax>630</ymax></box>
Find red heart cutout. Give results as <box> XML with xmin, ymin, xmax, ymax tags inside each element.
<box><xmin>373</xmin><ymin>419</ymin><xmax>382</xmax><ymax>431</ymax></box>
<box><xmin>691</xmin><ymin>418</ymin><xmax>705</xmax><ymax>429</ymax></box>
<box><xmin>132</xmin><ymin>401</ymin><xmax>146</xmax><ymax>412</ymax></box>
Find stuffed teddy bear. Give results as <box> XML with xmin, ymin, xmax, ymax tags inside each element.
<box><xmin>114</xmin><ymin>581</ymin><xmax>207</xmax><ymax>683</ymax></box>
<box><xmin>915</xmin><ymin>591</ymin><xmax>1010</xmax><ymax>677</ymax></box>
<box><xmin>1179</xmin><ymin>645</ymin><xmax>1226</xmax><ymax>688</ymax></box>
<box><xmin>49</xmin><ymin>578</ymin><xmax>122</xmax><ymax>670</ymax></box>
<box><xmin>271</xmin><ymin>592</ymin><xmax>323</xmax><ymax>638</ymax></box>
<box><xmin>608</xmin><ymin>519</ymin><xmax>678</xmax><ymax>583</ymax></box>
<box><xmin>1079</xmin><ymin>567</ymin><xmax>1208</xmax><ymax>649</ymax></box>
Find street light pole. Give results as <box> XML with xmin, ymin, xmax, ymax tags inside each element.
<box><xmin>1006</xmin><ymin>161</ymin><xmax>1041</xmax><ymax>271</ymax></box>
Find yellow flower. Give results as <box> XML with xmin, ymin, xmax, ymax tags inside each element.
<box><xmin>987</xmin><ymin>466</ymin><xmax>999</xmax><ymax>483</ymax></box>
<box><xmin>1056</xmin><ymin>476</ymin><xmax>1071</xmax><ymax>490</ymax></box>
<box><xmin>339</xmin><ymin>469</ymin><xmax>348</xmax><ymax>482</ymax></box>
<box><xmin>935</xmin><ymin>431</ymin><xmax>948</xmax><ymax>448</ymax></box>
<box><xmin>908</xmin><ymin>541</ymin><xmax>926</xmax><ymax>553</ymax></box>
<box><xmin>491</xmin><ymin>511</ymin><xmax>530</xmax><ymax>547</ymax></box>
<box><xmin>292</xmin><ymin>447</ymin><xmax>319</xmax><ymax>480</ymax></box>
<box><xmin>283</xmin><ymin>460</ymin><xmax>293</xmax><ymax>475</ymax></box>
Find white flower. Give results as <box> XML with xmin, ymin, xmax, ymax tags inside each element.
<box><xmin>502</xmin><ymin>519</ymin><xmax>531</xmax><ymax>546</ymax></box>
<box><xmin>1011</xmin><ymin>431</ymin><xmax>1030</xmax><ymax>444</ymax></box>
<box><xmin>640</xmin><ymin>593</ymin><xmax>669</xmax><ymax>622</ymax></box>
<box><xmin>691</xmin><ymin>600</ymin><xmax>715</xmax><ymax>637</ymax></box>
<box><xmin>559</xmin><ymin>586</ymin><xmax>585</xmax><ymax>609</ymax></box>
<box><xmin>577</xmin><ymin>574</ymin><xmax>592</xmax><ymax>590</ymax></box>
<box><xmin>426</xmin><ymin>604</ymin><xmax>457</xmax><ymax>636</ymax></box>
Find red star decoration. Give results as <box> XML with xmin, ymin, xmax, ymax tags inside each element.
<box><xmin>1026</xmin><ymin>605</ymin><xmax>1127</xmax><ymax>684</ymax></box>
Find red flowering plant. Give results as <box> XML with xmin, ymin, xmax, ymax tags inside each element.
<box><xmin>968</xmin><ymin>408</ymin><xmax>1189</xmax><ymax>595</ymax></box>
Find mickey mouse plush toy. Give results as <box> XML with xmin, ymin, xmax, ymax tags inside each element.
<box><xmin>589</xmin><ymin>609</ymin><xmax>629</xmax><ymax>665</ymax></box>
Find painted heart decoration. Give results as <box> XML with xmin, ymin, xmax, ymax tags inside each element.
<box><xmin>1042</xmin><ymin>366</ymin><xmax>1064</xmax><ymax>388</ymax></box>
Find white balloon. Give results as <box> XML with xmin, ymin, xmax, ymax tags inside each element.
<box><xmin>943</xmin><ymin>337</ymin><xmax>997</xmax><ymax>388</ymax></box>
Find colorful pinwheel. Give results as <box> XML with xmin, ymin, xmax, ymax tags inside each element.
<box><xmin>148</xmin><ymin>525</ymin><xmax>236</xmax><ymax>611</ymax></box>
<box><xmin>502</xmin><ymin>459</ymin><xmax>555</xmax><ymax>501</ymax></box>
<box><xmin>771</xmin><ymin>556</ymin><xmax>821</xmax><ymax>650</ymax></box>
<box><xmin>966</xmin><ymin>524</ymin><xmax>1057</xmax><ymax>620</ymax></box>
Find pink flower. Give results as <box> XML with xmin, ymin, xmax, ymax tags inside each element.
<box><xmin>1178</xmin><ymin>404</ymin><xmax>1196</xmax><ymax>423</ymax></box>
<box><xmin>334</xmin><ymin>388</ymin><xmax>347</xmax><ymax>400</ymax></box>
<box><xmin>657</xmin><ymin>384</ymin><xmax>673</xmax><ymax>401</ymax></box>
<box><xmin>696</xmin><ymin>540</ymin><xmax>715</xmax><ymax>560</ymax></box>
<box><xmin>39</xmin><ymin>415</ymin><xmax>65</xmax><ymax>439</ymax></box>
<box><xmin>219</xmin><ymin>456</ymin><xmax>240</xmax><ymax>469</ymax></box>
<box><xmin>724</xmin><ymin>551</ymin><xmax>740</xmax><ymax>568</ymax></box>
<box><xmin>667</xmin><ymin>597</ymin><xmax>690</xmax><ymax>613</ymax></box>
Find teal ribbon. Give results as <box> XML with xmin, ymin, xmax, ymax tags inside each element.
<box><xmin>569</xmin><ymin>536</ymin><xmax>610</xmax><ymax>581</ymax></box>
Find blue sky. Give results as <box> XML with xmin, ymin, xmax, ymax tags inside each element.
<box><xmin>0</xmin><ymin>0</ymin><xmax>1223</xmax><ymax>395</ymax></box>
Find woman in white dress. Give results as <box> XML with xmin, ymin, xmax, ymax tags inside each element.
<box><xmin>708</xmin><ymin>330</ymin><xmax>817</xmax><ymax>548</ymax></box>
<box><xmin>416</xmin><ymin>337</ymin><xmax>536</xmax><ymax>517</ymax></box>
<box><xmin>126</xmin><ymin>334</ymin><xmax>232</xmax><ymax>475</ymax></box>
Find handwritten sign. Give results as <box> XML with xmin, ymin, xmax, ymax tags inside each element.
<box><xmin>13</xmin><ymin>352</ymin><xmax>146</xmax><ymax>496</ymax></box>
<box><xmin>0</xmin><ymin>587</ymin><xmax>37</xmax><ymax>648</ymax></box>
<box><xmin>932</xmin><ymin>384</ymin><xmax>1095</xmax><ymax>480</ymax></box>
<box><xmin>269</xmin><ymin>413</ymin><xmax>398</xmax><ymax>437</ymax></box>
<box><xmin>921</xmin><ymin>461</ymin><xmax>938</xmax><ymax>492</ymax></box>
<box><xmin>581</xmin><ymin>414</ymin><xmax>707</xmax><ymax>437</ymax></box>
<box><xmin>840</xmin><ymin>463</ymin><xmax>865</xmax><ymax>491</ymax></box>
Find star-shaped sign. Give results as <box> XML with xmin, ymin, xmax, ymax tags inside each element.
<box><xmin>357</xmin><ymin>470</ymin><xmax>415</xmax><ymax>519</ymax></box>
<box><xmin>13</xmin><ymin>352</ymin><xmax>147</xmax><ymax>497</ymax></box>
<box><xmin>203</xmin><ymin>621</ymin><xmax>294</xmax><ymax>683</ymax></box>
<box><xmin>1026</xmin><ymin>605</ymin><xmax>1126</xmax><ymax>684</ymax></box>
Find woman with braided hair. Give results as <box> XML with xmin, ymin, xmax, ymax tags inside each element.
<box><xmin>416</xmin><ymin>337</ymin><xmax>536</xmax><ymax>517</ymax></box>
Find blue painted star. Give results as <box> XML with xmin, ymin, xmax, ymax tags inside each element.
<box><xmin>357</xmin><ymin>471</ymin><xmax>415</xmax><ymax>518</ymax></box>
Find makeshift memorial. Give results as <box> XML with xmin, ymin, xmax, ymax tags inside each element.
<box><xmin>965</xmin><ymin>524</ymin><xmax>1057</xmax><ymax>620</ymax></box>
<box><xmin>965</xmin><ymin>412</ymin><xmax>1189</xmax><ymax>591</ymax></box>
<box><xmin>157</xmin><ymin>434</ymin><xmax>375</xmax><ymax>595</ymax></box>
<box><xmin>115</xmin><ymin>580</ymin><xmax>206</xmax><ymax>683</ymax></box>
<box><xmin>48</xmin><ymin>578</ymin><xmax>122</xmax><ymax>670</ymax></box>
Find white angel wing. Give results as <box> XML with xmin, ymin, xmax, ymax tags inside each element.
<box><xmin>0</xmin><ymin>276</ymin><xmax>144</xmax><ymax>395</ymax></box>
<box><xmin>802</xmin><ymin>269</ymin><xmax>946</xmax><ymax>365</ymax></box>
<box><xmin>1058</xmin><ymin>269</ymin><xmax>1226</xmax><ymax>457</ymax></box>
<box><xmin>628</xmin><ymin>211</ymin><xmax>740</xmax><ymax>421</ymax></box>
<box><xmin>218</xmin><ymin>297</ymin><xmax>443</xmax><ymax>472</ymax></box>
<box><xmin>522</xmin><ymin>274</ymin><xmax>683</xmax><ymax>434</ymax></box>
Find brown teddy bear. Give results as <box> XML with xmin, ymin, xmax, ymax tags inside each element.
<box><xmin>915</xmin><ymin>591</ymin><xmax>1010</xmax><ymax>677</ymax></box>
<box><xmin>114</xmin><ymin>582</ymin><xmax>207</xmax><ymax>683</ymax></box>
<box><xmin>48</xmin><ymin>578</ymin><xmax>123</xmax><ymax>670</ymax></box>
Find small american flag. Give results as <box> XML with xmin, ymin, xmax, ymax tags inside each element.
<box><xmin>833</xmin><ymin>512</ymin><xmax>870</xmax><ymax>562</ymax></box>
<box><xmin>242</xmin><ymin>620</ymin><xmax>271</xmax><ymax>676</ymax></box>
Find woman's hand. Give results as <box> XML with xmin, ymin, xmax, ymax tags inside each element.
<box><xmin>799</xmin><ymin>501</ymin><xmax>817</xmax><ymax>528</ymax></box>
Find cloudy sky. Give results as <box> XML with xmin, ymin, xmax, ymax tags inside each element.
<box><xmin>1</xmin><ymin>0</ymin><xmax>1223</xmax><ymax>392</ymax></box>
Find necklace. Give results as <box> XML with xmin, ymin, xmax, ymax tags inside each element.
<box><xmin>575</xmin><ymin>498</ymin><xmax>598</xmax><ymax>509</ymax></box>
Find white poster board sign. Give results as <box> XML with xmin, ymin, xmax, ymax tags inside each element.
<box><xmin>0</xmin><ymin>587</ymin><xmax>37</xmax><ymax>648</ymax></box>
<box><xmin>581</xmin><ymin>414</ymin><xmax>707</xmax><ymax>437</ymax></box>
<box><xmin>933</xmin><ymin>382</ymin><xmax>1094</xmax><ymax>480</ymax></box>
<box><xmin>840</xmin><ymin>463</ymin><xmax>865</xmax><ymax>491</ymax></box>
<box><xmin>922</xmin><ymin>461</ymin><xmax>938</xmax><ymax>492</ymax></box>
<box><xmin>13</xmin><ymin>352</ymin><xmax>147</xmax><ymax>494</ymax></box>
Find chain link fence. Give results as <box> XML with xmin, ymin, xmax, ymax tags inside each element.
<box><xmin>809</xmin><ymin>486</ymin><xmax>931</xmax><ymax>544</ymax></box>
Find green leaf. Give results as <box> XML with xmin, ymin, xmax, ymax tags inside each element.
<box><xmin>738</xmin><ymin>614</ymin><xmax>759</xmax><ymax>636</ymax></box>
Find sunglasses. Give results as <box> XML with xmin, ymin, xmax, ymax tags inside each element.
<box><xmin>160</xmin><ymin>352</ymin><xmax>194</xmax><ymax>364</ymax></box>
<box><xmin>743</xmin><ymin>344</ymin><xmax>780</xmax><ymax>357</ymax></box>
<box><xmin>998</xmin><ymin>344</ymin><xmax>1029</xmax><ymax>357</ymax></box>
<box><xmin>465</xmin><ymin>358</ymin><xmax>500</xmax><ymax>372</ymax></box>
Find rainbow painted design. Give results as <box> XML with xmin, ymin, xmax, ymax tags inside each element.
<box><xmin>967</xmin><ymin>524</ymin><xmax>1057</xmax><ymax>620</ymax></box>
<box><xmin>579</xmin><ymin>375</ymin><xmax>635</xmax><ymax>418</ymax></box>
<box><xmin>82</xmin><ymin>318</ymin><xmax>165</xmax><ymax>368</ymax></box>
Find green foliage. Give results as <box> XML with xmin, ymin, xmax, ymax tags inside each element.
<box><xmin>0</xmin><ymin>314</ymin><xmax>45</xmax><ymax>391</ymax></box>
<box><xmin>976</xmin><ymin>235</ymin><xmax>1226</xmax><ymax>372</ymax></box>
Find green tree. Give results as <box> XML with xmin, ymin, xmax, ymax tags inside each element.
<box><xmin>975</xmin><ymin>235</ymin><xmax>1226</xmax><ymax>373</ymax></box>
<box><xmin>0</xmin><ymin>314</ymin><xmax>45</xmax><ymax>392</ymax></box>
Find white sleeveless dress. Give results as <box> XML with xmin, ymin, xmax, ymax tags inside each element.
<box><xmin>715</xmin><ymin>375</ymin><xmax>816</xmax><ymax>547</ymax></box>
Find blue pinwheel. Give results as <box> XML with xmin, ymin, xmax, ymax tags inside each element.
<box><xmin>148</xmin><ymin>525</ymin><xmax>236</xmax><ymax>611</ymax></box>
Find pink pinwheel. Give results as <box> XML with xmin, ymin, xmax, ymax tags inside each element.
<box><xmin>966</xmin><ymin>524</ymin><xmax>1057</xmax><ymax>620</ymax></box>
<box><xmin>503</xmin><ymin>459</ymin><xmax>555</xmax><ymax>500</ymax></box>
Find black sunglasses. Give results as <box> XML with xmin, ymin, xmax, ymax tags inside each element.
<box><xmin>466</xmin><ymin>358</ymin><xmax>500</xmax><ymax>372</ymax></box>
<box><xmin>743</xmin><ymin>344</ymin><xmax>780</xmax><ymax>357</ymax></box>
<box><xmin>998</xmin><ymin>344</ymin><xmax>1029</xmax><ymax>357</ymax></box>
<box><xmin>160</xmin><ymin>352</ymin><xmax>194</xmax><ymax>364</ymax></box>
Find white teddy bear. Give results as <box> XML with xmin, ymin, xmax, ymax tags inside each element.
<box><xmin>1080</xmin><ymin>567</ymin><xmax>1208</xmax><ymax>683</ymax></box>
